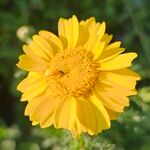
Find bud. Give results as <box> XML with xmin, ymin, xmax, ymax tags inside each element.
<box><xmin>16</xmin><ymin>26</ymin><xmax>34</xmax><ymax>43</ymax></box>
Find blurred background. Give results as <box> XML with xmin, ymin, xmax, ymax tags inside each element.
<box><xmin>0</xmin><ymin>0</ymin><xmax>150</xmax><ymax>149</ymax></box>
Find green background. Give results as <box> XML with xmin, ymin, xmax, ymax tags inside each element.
<box><xmin>0</xmin><ymin>0</ymin><xmax>150</xmax><ymax>149</ymax></box>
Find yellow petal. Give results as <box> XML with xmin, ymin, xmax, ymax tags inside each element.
<box><xmin>77</xmin><ymin>17</ymin><xmax>95</xmax><ymax>46</ymax></box>
<box><xmin>106</xmin><ymin>108</ymin><xmax>120</xmax><ymax>120</ymax></box>
<box><xmin>102</xmin><ymin>34</ymin><xmax>113</xmax><ymax>45</ymax></box>
<box><xmin>79</xmin><ymin>17</ymin><xmax>95</xmax><ymax>26</ymax></box>
<box><xmin>98</xmin><ymin>81</ymin><xmax>130</xmax><ymax>106</ymax></box>
<box><xmin>106</xmin><ymin>91</ymin><xmax>129</xmax><ymax>106</ymax></box>
<box><xmin>23</xmin><ymin>45</ymin><xmax>33</xmax><ymax>56</ymax></box>
<box><xmin>100</xmin><ymin>79</ymin><xmax>137</xmax><ymax>96</ymax></box>
<box><xmin>17</xmin><ymin>55</ymin><xmax>48</xmax><ymax>72</ymax></box>
<box><xmin>99</xmin><ymin>52</ymin><xmax>137</xmax><ymax>70</ymax></box>
<box><xmin>40</xmin><ymin>96</ymin><xmax>62</xmax><ymax>128</ymax></box>
<box><xmin>21</xmin><ymin>78</ymin><xmax>48</xmax><ymax>94</ymax></box>
<box><xmin>76</xmin><ymin>97</ymin><xmax>96</xmax><ymax>135</ymax></box>
<box><xmin>54</xmin><ymin>97</ymin><xmax>76</xmax><ymax>130</ymax></box>
<box><xmin>18</xmin><ymin>72</ymin><xmax>48</xmax><ymax>101</ymax></box>
<box><xmin>58</xmin><ymin>15</ymin><xmax>79</xmax><ymax>49</ymax></box>
<box><xmin>88</xmin><ymin>94</ymin><xmax>111</xmax><ymax>133</ymax></box>
<box><xmin>105</xmin><ymin>41</ymin><xmax>121</xmax><ymax>50</ymax></box>
<box><xmin>25</xmin><ymin>95</ymin><xmax>44</xmax><ymax>116</ymax></box>
<box><xmin>88</xmin><ymin>22</ymin><xmax>106</xmax><ymax>41</ymax></box>
<box><xmin>94</xmin><ymin>90</ymin><xmax>124</xmax><ymax>112</ymax></box>
<box><xmin>32</xmin><ymin>121</ymin><xmax>39</xmax><ymax>126</ymax></box>
<box><xmin>99</xmin><ymin>70</ymin><xmax>138</xmax><ymax>89</ymax></box>
<box><xmin>39</xmin><ymin>30</ymin><xmax>63</xmax><ymax>50</ymax></box>
<box><xmin>98</xmin><ymin>48</ymin><xmax>125</xmax><ymax>62</ymax></box>
<box><xmin>93</xmin><ymin>83</ymin><xmax>125</xmax><ymax>112</ymax></box>
<box><xmin>92</xmin><ymin>41</ymin><xmax>105</xmax><ymax>60</ymax></box>
<box><xmin>97</xmin><ymin>22</ymin><xmax>106</xmax><ymax>41</ymax></box>
<box><xmin>29</xmin><ymin>94</ymin><xmax>60</xmax><ymax>125</ymax></box>
<box><xmin>58</xmin><ymin>18</ymin><xmax>67</xmax><ymax>48</ymax></box>
<box><xmin>71</xmin><ymin>15</ymin><xmax>79</xmax><ymax>48</ymax></box>
<box><xmin>17</xmin><ymin>72</ymin><xmax>45</xmax><ymax>92</ymax></box>
<box><xmin>23</xmin><ymin>41</ymin><xmax>51</xmax><ymax>61</ymax></box>
<box><xmin>29</xmin><ymin>41</ymin><xmax>50</xmax><ymax>61</ymax></box>
<box><xmin>20</xmin><ymin>80</ymin><xmax>47</xmax><ymax>101</ymax></box>
<box><xmin>32</xmin><ymin>35</ymin><xmax>54</xmax><ymax>58</ymax></box>
<box><xmin>85</xmin><ymin>22</ymin><xmax>106</xmax><ymax>53</ymax></box>
<box><xmin>111</xmin><ymin>68</ymin><xmax>141</xmax><ymax>80</ymax></box>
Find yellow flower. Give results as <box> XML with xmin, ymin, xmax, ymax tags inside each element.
<box><xmin>17</xmin><ymin>15</ymin><xmax>140</xmax><ymax>137</ymax></box>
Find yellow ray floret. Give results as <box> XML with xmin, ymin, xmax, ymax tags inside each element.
<box><xmin>17</xmin><ymin>15</ymin><xmax>140</xmax><ymax>137</ymax></box>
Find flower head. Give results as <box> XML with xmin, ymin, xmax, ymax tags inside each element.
<box><xmin>17</xmin><ymin>15</ymin><xmax>140</xmax><ymax>137</ymax></box>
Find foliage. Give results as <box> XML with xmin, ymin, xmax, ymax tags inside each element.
<box><xmin>0</xmin><ymin>0</ymin><xmax>150</xmax><ymax>149</ymax></box>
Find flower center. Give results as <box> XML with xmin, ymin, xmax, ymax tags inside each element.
<box><xmin>45</xmin><ymin>47</ymin><xmax>98</xmax><ymax>97</ymax></box>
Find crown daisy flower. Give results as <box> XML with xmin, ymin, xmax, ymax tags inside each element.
<box><xmin>17</xmin><ymin>15</ymin><xmax>140</xmax><ymax>137</ymax></box>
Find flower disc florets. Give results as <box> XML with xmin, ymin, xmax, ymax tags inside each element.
<box><xmin>45</xmin><ymin>47</ymin><xmax>98</xmax><ymax>97</ymax></box>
